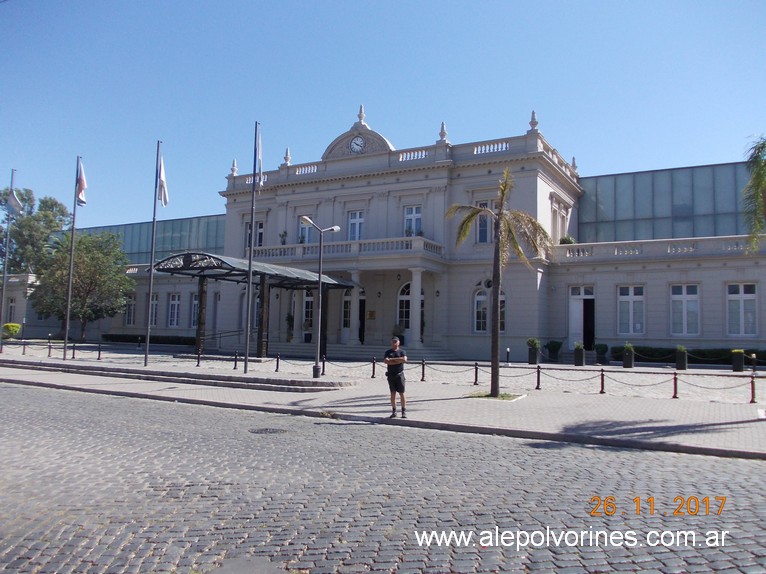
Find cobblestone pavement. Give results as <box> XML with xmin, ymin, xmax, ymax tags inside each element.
<box><xmin>1</xmin><ymin>383</ymin><xmax>764</xmax><ymax>574</ymax></box>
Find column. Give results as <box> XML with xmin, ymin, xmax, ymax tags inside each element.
<box><xmin>409</xmin><ymin>268</ymin><xmax>423</xmax><ymax>349</ymax></box>
<box><xmin>349</xmin><ymin>271</ymin><xmax>361</xmax><ymax>345</ymax></box>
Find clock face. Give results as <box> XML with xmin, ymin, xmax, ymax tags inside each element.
<box><xmin>349</xmin><ymin>135</ymin><xmax>366</xmax><ymax>153</ymax></box>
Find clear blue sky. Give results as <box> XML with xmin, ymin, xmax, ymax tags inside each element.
<box><xmin>2</xmin><ymin>0</ymin><xmax>764</xmax><ymax>228</ymax></box>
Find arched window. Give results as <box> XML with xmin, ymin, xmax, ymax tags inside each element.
<box><xmin>473</xmin><ymin>289</ymin><xmax>506</xmax><ymax>333</ymax></box>
<box><xmin>397</xmin><ymin>282</ymin><xmax>425</xmax><ymax>332</ymax></box>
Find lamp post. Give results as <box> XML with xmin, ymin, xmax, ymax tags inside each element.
<box><xmin>300</xmin><ymin>216</ymin><xmax>340</xmax><ymax>378</ymax></box>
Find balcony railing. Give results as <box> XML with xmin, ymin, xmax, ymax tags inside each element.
<box><xmin>555</xmin><ymin>235</ymin><xmax>756</xmax><ymax>262</ymax></box>
<box><xmin>251</xmin><ymin>236</ymin><xmax>444</xmax><ymax>262</ymax></box>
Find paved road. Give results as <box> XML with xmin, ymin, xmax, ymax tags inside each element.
<box><xmin>1</xmin><ymin>383</ymin><xmax>764</xmax><ymax>573</ymax></box>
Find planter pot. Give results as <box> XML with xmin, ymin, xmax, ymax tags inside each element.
<box><xmin>574</xmin><ymin>348</ymin><xmax>585</xmax><ymax>366</ymax></box>
<box><xmin>676</xmin><ymin>350</ymin><xmax>688</xmax><ymax>370</ymax></box>
<box><xmin>527</xmin><ymin>348</ymin><xmax>539</xmax><ymax>365</ymax></box>
<box><xmin>303</xmin><ymin>333</ymin><xmax>312</xmax><ymax>343</ymax></box>
<box><xmin>732</xmin><ymin>352</ymin><xmax>745</xmax><ymax>372</ymax></box>
<box><xmin>548</xmin><ymin>350</ymin><xmax>560</xmax><ymax>363</ymax></box>
<box><xmin>623</xmin><ymin>349</ymin><xmax>634</xmax><ymax>368</ymax></box>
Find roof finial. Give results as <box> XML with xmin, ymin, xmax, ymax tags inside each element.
<box><xmin>283</xmin><ymin>147</ymin><xmax>291</xmax><ymax>166</ymax></box>
<box><xmin>230</xmin><ymin>159</ymin><xmax>238</xmax><ymax>176</ymax></box>
<box><xmin>571</xmin><ymin>156</ymin><xmax>578</xmax><ymax>171</ymax></box>
<box><xmin>358</xmin><ymin>104</ymin><xmax>365</xmax><ymax>124</ymax></box>
<box><xmin>529</xmin><ymin>110</ymin><xmax>538</xmax><ymax>130</ymax></box>
<box><xmin>438</xmin><ymin>121</ymin><xmax>448</xmax><ymax>143</ymax></box>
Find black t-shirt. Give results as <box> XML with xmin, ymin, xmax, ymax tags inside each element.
<box><xmin>384</xmin><ymin>348</ymin><xmax>406</xmax><ymax>376</ymax></box>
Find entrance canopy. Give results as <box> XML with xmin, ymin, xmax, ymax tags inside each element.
<box><xmin>154</xmin><ymin>252</ymin><xmax>354</xmax><ymax>290</ymax></box>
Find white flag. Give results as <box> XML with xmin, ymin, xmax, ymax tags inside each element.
<box><xmin>7</xmin><ymin>189</ymin><xmax>22</xmax><ymax>217</ymax></box>
<box><xmin>257</xmin><ymin>130</ymin><xmax>264</xmax><ymax>191</ymax></box>
<box><xmin>158</xmin><ymin>156</ymin><xmax>169</xmax><ymax>207</ymax></box>
<box><xmin>76</xmin><ymin>159</ymin><xmax>87</xmax><ymax>206</ymax></box>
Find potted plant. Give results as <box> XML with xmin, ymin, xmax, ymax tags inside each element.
<box><xmin>544</xmin><ymin>340</ymin><xmax>563</xmax><ymax>363</ymax></box>
<box><xmin>595</xmin><ymin>343</ymin><xmax>609</xmax><ymax>364</ymax></box>
<box><xmin>279</xmin><ymin>231</ymin><xmax>288</xmax><ymax>245</ymax></box>
<box><xmin>392</xmin><ymin>324</ymin><xmax>405</xmax><ymax>346</ymax></box>
<box><xmin>622</xmin><ymin>342</ymin><xmax>635</xmax><ymax>368</ymax></box>
<box><xmin>732</xmin><ymin>349</ymin><xmax>745</xmax><ymax>372</ymax></box>
<box><xmin>303</xmin><ymin>320</ymin><xmax>312</xmax><ymax>343</ymax></box>
<box><xmin>527</xmin><ymin>338</ymin><xmax>541</xmax><ymax>365</ymax></box>
<box><xmin>574</xmin><ymin>341</ymin><xmax>585</xmax><ymax>366</ymax></box>
<box><xmin>676</xmin><ymin>345</ymin><xmax>688</xmax><ymax>370</ymax></box>
<box><xmin>285</xmin><ymin>313</ymin><xmax>294</xmax><ymax>342</ymax></box>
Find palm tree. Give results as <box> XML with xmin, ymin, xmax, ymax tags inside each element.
<box><xmin>744</xmin><ymin>136</ymin><xmax>766</xmax><ymax>253</ymax></box>
<box><xmin>447</xmin><ymin>169</ymin><xmax>553</xmax><ymax>397</ymax></box>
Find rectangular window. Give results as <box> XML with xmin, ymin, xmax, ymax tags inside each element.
<box><xmin>348</xmin><ymin>211</ymin><xmax>364</xmax><ymax>241</ymax></box>
<box><xmin>243</xmin><ymin>221</ymin><xmax>264</xmax><ymax>254</ymax></box>
<box><xmin>150</xmin><ymin>293</ymin><xmax>158</xmax><ymax>327</ymax></box>
<box><xmin>168</xmin><ymin>293</ymin><xmax>181</xmax><ymax>327</ymax></box>
<box><xmin>404</xmin><ymin>205</ymin><xmax>422</xmax><ymax>236</ymax></box>
<box><xmin>476</xmin><ymin>201</ymin><xmax>495</xmax><ymax>244</ymax></box>
<box><xmin>618</xmin><ymin>285</ymin><xmax>644</xmax><ymax>335</ymax></box>
<box><xmin>727</xmin><ymin>283</ymin><xmax>757</xmax><ymax>336</ymax></box>
<box><xmin>670</xmin><ymin>284</ymin><xmax>699</xmax><ymax>336</ymax></box>
<box><xmin>124</xmin><ymin>293</ymin><xmax>136</xmax><ymax>326</ymax></box>
<box><xmin>474</xmin><ymin>291</ymin><xmax>488</xmax><ymax>332</ymax></box>
<box><xmin>7</xmin><ymin>297</ymin><xmax>15</xmax><ymax>323</ymax></box>
<box><xmin>298</xmin><ymin>217</ymin><xmax>313</xmax><ymax>244</ymax></box>
<box><xmin>190</xmin><ymin>293</ymin><xmax>199</xmax><ymax>328</ymax></box>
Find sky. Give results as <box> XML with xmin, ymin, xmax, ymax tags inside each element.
<box><xmin>1</xmin><ymin>0</ymin><xmax>764</xmax><ymax>228</ymax></box>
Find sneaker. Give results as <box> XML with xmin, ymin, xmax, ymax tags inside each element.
<box><xmin>401</xmin><ymin>411</ymin><xmax>407</xmax><ymax>419</ymax></box>
<box><xmin>389</xmin><ymin>411</ymin><xmax>397</xmax><ymax>418</ymax></box>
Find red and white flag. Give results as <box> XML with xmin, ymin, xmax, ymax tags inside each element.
<box><xmin>76</xmin><ymin>158</ymin><xmax>88</xmax><ymax>206</ymax></box>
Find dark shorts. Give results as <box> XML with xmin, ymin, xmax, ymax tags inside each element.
<box><xmin>387</xmin><ymin>372</ymin><xmax>405</xmax><ymax>393</ymax></box>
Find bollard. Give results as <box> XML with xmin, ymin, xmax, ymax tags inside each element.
<box><xmin>233</xmin><ymin>351</ymin><xmax>239</xmax><ymax>370</ymax></box>
<box><xmin>599</xmin><ymin>369</ymin><xmax>605</xmax><ymax>394</ymax></box>
<box><xmin>506</xmin><ymin>347</ymin><xmax>510</xmax><ymax>366</ymax></box>
<box><xmin>137</xmin><ymin>336</ymin><xmax>142</xmax><ymax>349</ymax></box>
<box><xmin>48</xmin><ymin>335</ymin><xmax>52</xmax><ymax>358</ymax></box>
<box><xmin>535</xmin><ymin>365</ymin><xmax>541</xmax><ymax>390</ymax></box>
<box><xmin>97</xmin><ymin>343</ymin><xmax>102</xmax><ymax>361</ymax></box>
<box><xmin>22</xmin><ymin>341</ymin><xmax>26</xmax><ymax>355</ymax></box>
<box><xmin>751</xmin><ymin>374</ymin><xmax>757</xmax><ymax>404</ymax></box>
<box><xmin>196</xmin><ymin>349</ymin><xmax>201</xmax><ymax>367</ymax></box>
<box><xmin>752</xmin><ymin>353</ymin><xmax>758</xmax><ymax>373</ymax></box>
<box><xmin>421</xmin><ymin>359</ymin><xmax>426</xmax><ymax>382</ymax></box>
<box><xmin>322</xmin><ymin>355</ymin><xmax>326</xmax><ymax>376</ymax></box>
<box><xmin>474</xmin><ymin>362</ymin><xmax>479</xmax><ymax>385</ymax></box>
<box><xmin>672</xmin><ymin>372</ymin><xmax>678</xmax><ymax>399</ymax></box>
<box><xmin>371</xmin><ymin>358</ymin><xmax>376</xmax><ymax>378</ymax></box>
<box><xmin>71</xmin><ymin>344</ymin><xmax>76</xmax><ymax>359</ymax></box>
<box><xmin>275</xmin><ymin>354</ymin><xmax>280</xmax><ymax>372</ymax></box>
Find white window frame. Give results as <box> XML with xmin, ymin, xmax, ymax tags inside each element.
<box><xmin>348</xmin><ymin>211</ymin><xmax>364</xmax><ymax>241</ymax></box>
<box><xmin>476</xmin><ymin>200</ymin><xmax>495</xmax><ymax>244</ymax></box>
<box><xmin>124</xmin><ymin>293</ymin><xmax>136</xmax><ymax>326</ymax></box>
<box><xmin>168</xmin><ymin>293</ymin><xmax>181</xmax><ymax>328</ymax></box>
<box><xmin>618</xmin><ymin>285</ymin><xmax>644</xmax><ymax>335</ymax></box>
<box><xmin>670</xmin><ymin>284</ymin><xmax>699</xmax><ymax>336</ymax></box>
<box><xmin>404</xmin><ymin>205</ymin><xmax>422</xmax><ymax>236</ymax></box>
<box><xmin>473</xmin><ymin>289</ymin><xmax>505</xmax><ymax>333</ymax></box>
<box><xmin>149</xmin><ymin>293</ymin><xmax>158</xmax><ymax>327</ymax></box>
<box><xmin>190</xmin><ymin>293</ymin><xmax>199</xmax><ymax>328</ymax></box>
<box><xmin>298</xmin><ymin>217</ymin><xmax>313</xmax><ymax>244</ymax></box>
<box><xmin>727</xmin><ymin>283</ymin><xmax>757</xmax><ymax>336</ymax></box>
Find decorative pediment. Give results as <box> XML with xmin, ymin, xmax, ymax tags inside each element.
<box><xmin>322</xmin><ymin>105</ymin><xmax>395</xmax><ymax>160</ymax></box>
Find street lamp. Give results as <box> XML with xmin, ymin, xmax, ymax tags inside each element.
<box><xmin>300</xmin><ymin>216</ymin><xmax>340</xmax><ymax>378</ymax></box>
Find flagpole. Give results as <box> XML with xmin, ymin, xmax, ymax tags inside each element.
<box><xmin>244</xmin><ymin>121</ymin><xmax>260</xmax><ymax>373</ymax></box>
<box><xmin>63</xmin><ymin>156</ymin><xmax>82</xmax><ymax>360</ymax></box>
<box><xmin>0</xmin><ymin>169</ymin><xmax>16</xmax><ymax>354</ymax></box>
<box><xmin>144</xmin><ymin>140</ymin><xmax>162</xmax><ymax>366</ymax></box>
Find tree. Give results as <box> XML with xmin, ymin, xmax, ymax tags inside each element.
<box><xmin>0</xmin><ymin>188</ymin><xmax>70</xmax><ymax>273</ymax></box>
<box><xmin>30</xmin><ymin>232</ymin><xmax>135</xmax><ymax>340</ymax></box>
<box><xmin>447</xmin><ymin>169</ymin><xmax>553</xmax><ymax>397</ymax></box>
<box><xmin>744</xmin><ymin>136</ymin><xmax>766</xmax><ymax>253</ymax></box>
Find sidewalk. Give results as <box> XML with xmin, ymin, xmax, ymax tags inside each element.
<box><xmin>0</xmin><ymin>346</ymin><xmax>764</xmax><ymax>460</ymax></box>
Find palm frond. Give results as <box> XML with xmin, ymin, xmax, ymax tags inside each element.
<box><xmin>501</xmin><ymin>211</ymin><xmax>553</xmax><ymax>268</ymax></box>
<box><xmin>744</xmin><ymin>136</ymin><xmax>766</xmax><ymax>253</ymax></box>
<box><xmin>446</xmin><ymin>204</ymin><xmax>494</xmax><ymax>246</ymax></box>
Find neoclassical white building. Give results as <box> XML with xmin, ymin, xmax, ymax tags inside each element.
<box><xmin>8</xmin><ymin>109</ymin><xmax>764</xmax><ymax>361</ymax></box>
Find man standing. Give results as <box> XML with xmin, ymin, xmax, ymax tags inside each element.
<box><xmin>384</xmin><ymin>336</ymin><xmax>408</xmax><ymax>418</ymax></box>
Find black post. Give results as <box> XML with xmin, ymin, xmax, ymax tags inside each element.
<box><xmin>275</xmin><ymin>354</ymin><xmax>280</xmax><ymax>372</ymax></box>
<box><xmin>474</xmin><ymin>362</ymin><xmax>478</xmax><ymax>386</ymax></box>
<box><xmin>233</xmin><ymin>351</ymin><xmax>239</xmax><ymax>370</ymax></box>
<box><xmin>421</xmin><ymin>359</ymin><xmax>426</xmax><ymax>382</ymax></box>
<box><xmin>599</xmin><ymin>369</ymin><xmax>605</xmax><ymax>394</ymax></box>
<box><xmin>371</xmin><ymin>357</ymin><xmax>376</xmax><ymax>378</ymax></box>
<box><xmin>97</xmin><ymin>343</ymin><xmax>101</xmax><ymax>360</ymax></box>
<box><xmin>535</xmin><ymin>365</ymin><xmax>541</xmax><ymax>390</ymax></box>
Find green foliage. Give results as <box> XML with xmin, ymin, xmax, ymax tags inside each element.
<box><xmin>608</xmin><ymin>345</ymin><xmax>764</xmax><ymax>365</ymax></box>
<box><xmin>744</xmin><ymin>136</ymin><xmax>766</xmax><ymax>253</ymax></box>
<box><xmin>0</xmin><ymin>189</ymin><xmax>70</xmax><ymax>273</ymax></box>
<box><xmin>559</xmin><ymin>235</ymin><xmax>576</xmax><ymax>244</ymax></box>
<box><xmin>102</xmin><ymin>334</ymin><xmax>195</xmax><ymax>346</ymax></box>
<box><xmin>30</xmin><ymin>232</ymin><xmax>135</xmax><ymax>340</ymax></box>
<box><xmin>595</xmin><ymin>343</ymin><xmax>608</xmax><ymax>355</ymax></box>
<box><xmin>544</xmin><ymin>340</ymin><xmax>562</xmax><ymax>352</ymax></box>
<box><xmin>2</xmin><ymin>323</ymin><xmax>21</xmax><ymax>338</ymax></box>
<box><xmin>526</xmin><ymin>337</ymin><xmax>541</xmax><ymax>350</ymax></box>
<box><xmin>574</xmin><ymin>341</ymin><xmax>584</xmax><ymax>350</ymax></box>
